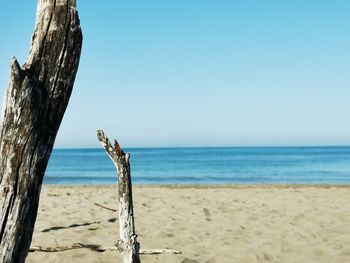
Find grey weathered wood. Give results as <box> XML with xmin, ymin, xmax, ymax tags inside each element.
<box><xmin>94</xmin><ymin>202</ymin><xmax>118</xmax><ymax>212</ymax></box>
<box><xmin>0</xmin><ymin>0</ymin><xmax>82</xmax><ymax>262</ymax></box>
<box><xmin>29</xmin><ymin>244</ymin><xmax>182</xmax><ymax>255</ymax></box>
<box><xmin>97</xmin><ymin>130</ymin><xmax>141</xmax><ymax>263</ymax></box>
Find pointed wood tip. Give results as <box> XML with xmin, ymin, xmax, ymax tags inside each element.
<box><xmin>114</xmin><ymin>140</ymin><xmax>122</xmax><ymax>157</ymax></box>
<box><xmin>10</xmin><ymin>57</ymin><xmax>23</xmax><ymax>79</ymax></box>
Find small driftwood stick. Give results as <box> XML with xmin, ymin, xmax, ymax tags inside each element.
<box><xmin>29</xmin><ymin>243</ymin><xmax>109</xmax><ymax>253</ymax></box>
<box><xmin>94</xmin><ymin>203</ymin><xmax>117</xmax><ymax>212</ymax></box>
<box><xmin>29</xmin><ymin>244</ymin><xmax>181</xmax><ymax>254</ymax></box>
<box><xmin>97</xmin><ymin>130</ymin><xmax>140</xmax><ymax>263</ymax></box>
<box><xmin>139</xmin><ymin>249</ymin><xmax>181</xmax><ymax>255</ymax></box>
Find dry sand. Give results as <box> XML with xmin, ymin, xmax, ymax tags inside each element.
<box><xmin>27</xmin><ymin>185</ymin><xmax>350</xmax><ymax>263</ymax></box>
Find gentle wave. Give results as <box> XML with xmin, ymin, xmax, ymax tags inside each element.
<box><xmin>44</xmin><ymin>147</ymin><xmax>350</xmax><ymax>185</ymax></box>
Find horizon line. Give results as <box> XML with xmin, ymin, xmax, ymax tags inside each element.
<box><xmin>53</xmin><ymin>145</ymin><xmax>350</xmax><ymax>150</ymax></box>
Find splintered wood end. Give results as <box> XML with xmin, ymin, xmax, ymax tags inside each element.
<box><xmin>114</xmin><ymin>139</ymin><xmax>122</xmax><ymax>157</ymax></box>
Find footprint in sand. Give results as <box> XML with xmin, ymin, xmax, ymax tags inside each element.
<box><xmin>203</xmin><ymin>208</ymin><xmax>211</xmax><ymax>221</ymax></box>
<box><xmin>181</xmin><ymin>258</ymin><xmax>199</xmax><ymax>263</ymax></box>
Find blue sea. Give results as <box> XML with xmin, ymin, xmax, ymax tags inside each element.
<box><xmin>44</xmin><ymin>147</ymin><xmax>350</xmax><ymax>185</ymax></box>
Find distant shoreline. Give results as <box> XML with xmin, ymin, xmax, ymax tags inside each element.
<box><xmin>42</xmin><ymin>183</ymin><xmax>350</xmax><ymax>188</ymax></box>
<box><xmin>52</xmin><ymin>145</ymin><xmax>350</xmax><ymax>150</ymax></box>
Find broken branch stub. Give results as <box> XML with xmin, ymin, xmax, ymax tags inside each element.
<box><xmin>97</xmin><ymin>130</ymin><xmax>140</xmax><ymax>263</ymax></box>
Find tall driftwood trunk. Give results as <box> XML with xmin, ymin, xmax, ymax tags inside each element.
<box><xmin>0</xmin><ymin>1</ymin><xmax>82</xmax><ymax>262</ymax></box>
<box><xmin>97</xmin><ymin>130</ymin><xmax>141</xmax><ymax>263</ymax></box>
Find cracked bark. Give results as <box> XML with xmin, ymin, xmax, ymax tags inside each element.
<box><xmin>0</xmin><ymin>0</ymin><xmax>82</xmax><ymax>262</ymax></box>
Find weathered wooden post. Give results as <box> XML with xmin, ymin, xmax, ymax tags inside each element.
<box><xmin>97</xmin><ymin>130</ymin><xmax>141</xmax><ymax>263</ymax></box>
<box><xmin>0</xmin><ymin>0</ymin><xmax>82</xmax><ymax>262</ymax></box>
<box><xmin>28</xmin><ymin>130</ymin><xmax>181</xmax><ymax>258</ymax></box>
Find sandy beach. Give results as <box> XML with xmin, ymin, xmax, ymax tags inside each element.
<box><xmin>27</xmin><ymin>185</ymin><xmax>350</xmax><ymax>263</ymax></box>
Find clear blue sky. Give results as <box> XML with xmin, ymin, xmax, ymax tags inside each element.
<box><xmin>0</xmin><ymin>0</ymin><xmax>349</xmax><ymax>148</ymax></box>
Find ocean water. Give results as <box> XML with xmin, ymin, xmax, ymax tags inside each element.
<box><xmin>44</xmin><ymin>147</ymin><xmax>350</xmax><ymax>185</ymax></box>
